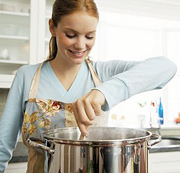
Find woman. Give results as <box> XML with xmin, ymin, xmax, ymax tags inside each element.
<box><xmin>0</xmin><ymin>0</ymin><xmax>177</xmax><ymax>172</ymax></box>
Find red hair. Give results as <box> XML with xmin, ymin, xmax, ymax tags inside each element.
<box><xmin>47</xmin><ymin>0</ymin><xmax>99</xmax><ymax>61</ymax></box>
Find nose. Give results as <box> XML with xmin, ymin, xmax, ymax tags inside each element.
<box><xmin>74</xmin><ymin>36</ymin><xmax>86</xmax><ymax>50</ymax></box>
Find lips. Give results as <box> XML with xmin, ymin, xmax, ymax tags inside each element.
<box><xmin>68</xmin><ymin>49</ymin><xmax>87</xmax><ymax>57</ymax></box>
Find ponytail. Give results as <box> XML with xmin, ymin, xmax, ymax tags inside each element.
<box><xmin>47</xmin><ymin>36</ymin><xmax>57</xmax><ymax>61</ymax></box>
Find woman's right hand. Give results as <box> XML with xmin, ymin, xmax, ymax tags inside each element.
<box><xmin>72</xmin><ymin>89</ymin><xmax>105</xmax><ymax>137</ymax></box>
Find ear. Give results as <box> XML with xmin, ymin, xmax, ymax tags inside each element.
<box><xmin>49</xmin><ymin>19</ymin><xmax>56</xmax><ymax>37</ymax></box>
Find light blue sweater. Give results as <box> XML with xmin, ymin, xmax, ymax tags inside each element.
<box><xmin>0</xmin><ymin>57</ymin><xmax>177</xmax><ymax>172</ymax></box>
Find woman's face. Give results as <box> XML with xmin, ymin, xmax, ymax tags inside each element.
<box><xmin>50</xmin><ymin>11</ymin><xmax>98</xmax><ymax>65</ymax></box>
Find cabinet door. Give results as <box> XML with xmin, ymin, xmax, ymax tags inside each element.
<box><xmin>39</xmin><ymin>0</ymin><xmax>54</xmax><ymax>63</ymax></box>
<box><xmin>5</xmin><ymin>162</ymin><xmax>27</xmax><ymax>173</ymax></box>
<box><xmin>0</xmin><ymin>0</ymin><xmax>31</xmax><ymax>75</ymax></box>
<box><xmin>0</xmin><ymin>0</ymin><xmax>39</xmax><ymax>88</ymax></box>
<box><xmin>149</xmin><ymin>152</ymin><xmax>180</xmax><ymax>173</ymax></box>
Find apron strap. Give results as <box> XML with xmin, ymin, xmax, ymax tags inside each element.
<box><xmin>29</xmin><ymin>63</ymin><xmax>44</xmax><ymax>99</ymax></box>
<box><xmin>85</xmin><ymin>57</ymin><xmax>102</xmax><ymax>87</ymax></box>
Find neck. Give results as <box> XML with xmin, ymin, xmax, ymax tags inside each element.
<box><xmin>49</xmin><ymin>57</ymin><xmax>83</xmax><ymax>91</ymax></box>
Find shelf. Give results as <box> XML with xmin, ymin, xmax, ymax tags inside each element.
<box><xmin>0</xmin><ymin>35</ymin><xmax>29</xmax><ymax>40</ymax></box>
<box><xmin>0</xmin><ymin>10</ymin><xmax>30</xmax><ymax>17</ymax></box>
<box><xmin>0</xmin><ymin>12</ymin><xmax>30</xmax><ymax>26</ymax></box>
<box><xmin>0</xmin><ymin>36</ymin><xmax>29</xmax><ymax>45</ymax></box>
<box><xmin>0</xmin><ymin>59</ymin><xmax>28</xmax><ymax>65</ymax></box>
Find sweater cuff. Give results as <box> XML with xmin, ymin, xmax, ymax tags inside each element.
<box><xmin>94</xmin><ymin>80</ymin><xmax>128</xmax><ymax>111</ymax></box>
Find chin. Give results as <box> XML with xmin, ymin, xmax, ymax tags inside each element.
<box><xmin>69</xmin><ymin>53</ymin><xmax>89</xmax><ymax>64</ymax></box>
<box><xmin>71</xmin><ymin>58</ymin><xmax>86</xmax><ymax>65</ymax></box>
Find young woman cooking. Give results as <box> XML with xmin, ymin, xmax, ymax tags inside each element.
<box><xmin>0</xmin><ymin>0</ymin><xmax>177</xmax><ymax>172</ymax></box>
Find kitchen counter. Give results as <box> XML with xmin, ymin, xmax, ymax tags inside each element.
<box><xmin>150</xmin><ymin>146</ymin><xmax>180</xmax><ymax>153</ymax></box>
<box><xmin>11</xmin><ymin>136</ymin><xmax>180</xmax><ymax>163</ymax></box>
<box><xmin>149</xmin><ymin>136</ymin><xmax>180</xmax><ymax>153</ymax></box>
<box><xmin>10</xmin><ymin>126</ymin><xmax>180</xmax><ymax>162</ymax></box>
<box><xmin>150</xmin><ymin>143</ymin><xmax>180</xmax><ymax>153</ymax></box>
<box><xmin>8</xmin><ymin>122</ymin><xmax>180</xmax><ymax>163</ymax></box>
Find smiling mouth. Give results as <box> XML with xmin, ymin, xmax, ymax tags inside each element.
<box><xmin>68</xmin><ymin>49</ymin><xmax>87</xmax><ymax>56</ymax></box>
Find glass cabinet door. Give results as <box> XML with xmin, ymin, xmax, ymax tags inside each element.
<box><xmin>0</xmin><ymin>0</ymin><xmax>30</xmax><ymax>75</ymax></box>
<box><xmin>44</xmin><ymin>0</ymin><xmax>54</xmax><ymax>61</ymax></box>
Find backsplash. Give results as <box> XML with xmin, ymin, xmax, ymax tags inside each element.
<box><xmin>0</xmin><ymin>89</ymin><xmax>9</xmax><ymax>116</ymax></box>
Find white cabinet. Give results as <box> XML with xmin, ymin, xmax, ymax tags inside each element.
<box><xmin>0</xmin><ymin>11</ymin><xmax>30</xmax><ymax>63</ymax></box>
<box><xmin>37</xmin><ymin>0</ymin><xmax>53</xmax><ymax>63</ymax></box>
<box><xmin>0</xmin><ymin>0</ymin><xmax>56</xmax><ymax>88</ymax></box>
<box><xmin>0</xmin><ymin>0</ymin><xmax>42</xmax><ymax>88</ymax></box>
<box><xmin>149</xmin><ymin>152</ymin><xmax>180</xmax><ymax>173</ymax></box>
<box><xmin>5</xmin><ymin>162</ymin><xmax>27</xmax><ymax>173</ymax></box>
<box><xmin>44</xmin><ymin>0</ymin><xmax>53</xmax><ymax>62</ymax></box>
<box><xmin>0</xmin><ymin>0</ymin><xmax>31</xmax><ymax>77</ymax></box>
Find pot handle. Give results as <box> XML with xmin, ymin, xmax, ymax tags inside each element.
<box><xmin>148</xmin><ymin>133</ymin><xmax>162</xmax><ymax>148</ymax></box>
<box><xmin>27</xmin><ymin>138</ymin><xmax>54</xmax><ymax>154</ymax></box>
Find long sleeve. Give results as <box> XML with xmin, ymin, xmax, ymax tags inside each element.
<box><xmin>94</xmin><ymin>56</ymin><xmax>177</xmax><ymax>110</ymax></box>
<box><xmin>0</xmin><ymin>73</ymin><xmax>24</xmax><ymax>172</ymax></box>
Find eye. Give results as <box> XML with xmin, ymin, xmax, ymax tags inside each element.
<box><xmin>66</xmin><ymin>34</ymin><xmax>76</xmax><ymax>39</ymax></box>
<box><xmin>86</xmin><ymin>36</ymin><xmax>93</xmax><ymax>40</ymax></box>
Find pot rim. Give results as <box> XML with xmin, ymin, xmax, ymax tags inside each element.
<box><xmin>43</xmin><ymin>127</ymin><xmax>152</xmax><ymax>146</ymax></box>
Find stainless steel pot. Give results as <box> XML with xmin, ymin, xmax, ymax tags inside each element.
<box><xmin>28</xmin><ymin>126</ymin><xmax>161</xmax><ymax>173</ymax></box>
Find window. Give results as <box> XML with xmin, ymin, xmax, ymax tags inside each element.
<box><xmin>90</xmin><ymin>6</ymin><xmax>180</xmax><ymax>128</ymax></box>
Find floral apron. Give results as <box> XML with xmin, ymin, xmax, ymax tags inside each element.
<box><xmin>21</xmin><ymin>58</ymin><xmax>103</xmax><ymax>173</ymax></box>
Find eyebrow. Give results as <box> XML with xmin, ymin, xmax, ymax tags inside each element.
<box><xmin>63</xmin><ymin>28</ymin><xmax>96</xmax><ymax>34</ymax></box>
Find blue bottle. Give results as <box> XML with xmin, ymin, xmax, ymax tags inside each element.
<box><xmin>158</xmin><ymin>98</ymin><xmax>164</xmax><ymax>125</ymax></box>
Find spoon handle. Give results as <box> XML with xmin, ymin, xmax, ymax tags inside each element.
<box><xmin>79</xmin><ymin>133</ymin><xmax>85</xmax><ymax>140</ymax></box>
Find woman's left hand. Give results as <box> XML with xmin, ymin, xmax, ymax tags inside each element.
<box><xmin>72</xmin><ymin>89</ymin><xmax>105</xmax><ymax>136</ymax></box>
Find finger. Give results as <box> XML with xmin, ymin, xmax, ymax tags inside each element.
<box><xmin>76</xmin><ymin>100</ymin><xmax>94</xmax><ymax>125</ymax></box>
<box><xmin>72</xmin><ymin>101</ymin><xmax>93</xmax><ymax>126</ymax></box>
<box><xmin>71</xmin><ymin>103</ymin><xmax>88</xmax><ymax>136</ymax></box>
<box><xmin>84</xmin><ymin>100</ymin><xmax>96</xmax><ymax>120</ymax></box>
<box><xmin>91</xmin><ymin>101</ymin><xmax>103</xmax><ymax>116</ymax></box>
<box><xmin>78</xmin><ymin>123</ymin><xmax>89</xmax><ymax>137</ymax></box>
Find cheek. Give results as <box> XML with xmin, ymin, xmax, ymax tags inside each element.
<box><xmin>87</xmin><ymin>39</ymin><xmax>96</xmax><ymax>49</ymax></box>
<box><xmin>56</xmin><ymin>35</ymin><xmax>73</xmax><ymax>48</ymax></box>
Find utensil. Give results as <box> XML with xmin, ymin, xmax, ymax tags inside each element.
<box><xmin>79</xmin><ymin>111</ymin><xmax>109</xmax><ymax>140</ymax></box>
<box><xmin>28</xmin><ymin>126</ymin><xmax>161</xmax><ymax>173</ymax></box>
